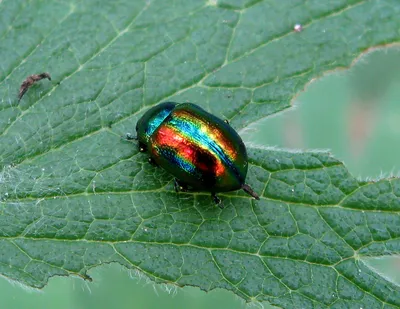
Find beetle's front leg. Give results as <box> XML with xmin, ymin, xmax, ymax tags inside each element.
<box><xmin>125</xmin><ymin>133</ymin><xmax>137</xmax><ymax>141</ymax></box>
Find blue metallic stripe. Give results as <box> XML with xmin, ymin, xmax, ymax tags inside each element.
<box><xmin>159</xmin><ymin>147</ymin><xmax>199</xmax><ymax>176</ymax></box>
<box><xmin>145</xmin><ymin>108</ymin><xmax>175</xmax><ymax>139</ymax></box>
<box><xmin>168</xmin><ymin>117</ymin><xmax>234</xmax><ymax>170</ymax></box>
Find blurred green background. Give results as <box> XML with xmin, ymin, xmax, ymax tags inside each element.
<box><xmin>2</xmin><ymin>48</ymin><xmax>400</xmax><ymax>309</ymax></box>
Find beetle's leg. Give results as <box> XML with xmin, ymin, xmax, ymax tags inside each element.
<box><xmin>174</xmin><ymin>179</ymin><xmax>188</xmax><ymax>193</ymax></box>
<box><xmin>211</xmin><ymin>193</ymin><xmax>223</xmax><ymax>208</ymax></box>
<box><xmin>224</xmin><ymin>119</ymin><xmax>230</xmax><ymax>125</ymax></box>
<box><xmin>174</xmin><ymin>179</ymin><xmax>180</xmax><ymax>193</ymax></box>
<box><xmin>125</xmin><ymin>133</ymin><xmax>137</xmax><ymax>141</ymax></box>
<box><xmin>138</xmin><ymin>142</ymin><xmax>147</xmax><ymax>153</ymax></box>
<box><xmin>148</xmin><ymin>157</ymin><xmax>157</xmax><ymax>166</ymax></box>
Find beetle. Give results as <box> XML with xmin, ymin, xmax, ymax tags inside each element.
<box><xmin>132</xmin><ymin>102</ymin><xmax>260</xmax><ymax>207</ymax></box>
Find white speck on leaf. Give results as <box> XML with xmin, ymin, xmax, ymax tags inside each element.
<box><xmin>294</xmin><ymin>24</ymin><xmax>303</xmax><ymax>32</ymax></box>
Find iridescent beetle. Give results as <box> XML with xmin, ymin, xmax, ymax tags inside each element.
<box><xmin>132</xmin><ymin>102</ymin><xmax>260</xmax><ymax>207</ymax></box>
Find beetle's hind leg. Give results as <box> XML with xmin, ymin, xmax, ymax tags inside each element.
<box><xmin>174</xmin><ymin>179</ymin><xmax>189</xmax><ymax>193</ymax></box>
<box><xmin>211</xmin><ymin>193</ymin><xmax>223</xmax><ymax>209</ymax></box>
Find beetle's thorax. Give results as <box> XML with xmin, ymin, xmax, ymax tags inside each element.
<box><xmin>136</xmin><ymin>102</ymin><xmax>177</xmax><ymax>146</ymax></box>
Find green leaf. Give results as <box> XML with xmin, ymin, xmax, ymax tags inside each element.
<box><xmin>1</xmin><ymin>0</ymin><xmax>399</xmax><ymax>308</ymax></box>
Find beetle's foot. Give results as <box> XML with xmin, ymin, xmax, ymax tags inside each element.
<box><xmin>125</xmin><ymin>133</ymin><xmax>137</xmax><ymax>140</ymax></box>
<box><xmin>174</xmin><ymin>179</ymin><xmax>188</xmax><ymax>193</ymax></box>
<box><xmin>212</xmin><ymin>193</ymin><xmax>223</xmax><ymax>208</ymax></box>
<box><xmin>224</xmin><ymin>119</ymin><xmax>230</xmax><ymax>125</ymax></box>
<box><xmin>148</xmin><ymin>157</ymin><xmax>157</xmax><ymax>166</ymax></box>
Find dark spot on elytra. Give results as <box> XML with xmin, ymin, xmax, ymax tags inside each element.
<box><xmin>194</xmin><ymin>149</ymin><xmax>217</xmax><ymax>186</ymax></box>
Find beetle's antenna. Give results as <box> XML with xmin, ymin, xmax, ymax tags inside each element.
<box><xmin>241</xmin><ymin>184</ymin><xmax>260</xmax><ymax>200</ymax></box>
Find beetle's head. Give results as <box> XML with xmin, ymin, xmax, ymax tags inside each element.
<box><xmin>136</xmin><ymin>102</ymin><xmax>177</xmax><ymax>151</ymax></box>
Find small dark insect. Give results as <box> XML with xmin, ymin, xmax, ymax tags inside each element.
<box><xmin>18</xmin><ymin>72</ymin><xmax>51</xmax><ymax>101</ymax></box>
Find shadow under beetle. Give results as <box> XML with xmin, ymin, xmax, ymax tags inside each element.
<box><xmin>131</xmin><ymin>102</ymin><xmax>260</xmax><ymax>208</ymax></box>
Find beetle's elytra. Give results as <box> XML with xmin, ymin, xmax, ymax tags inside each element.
<box><xmin>134</xmin><ymin>102</ymin><xmax>260</xmax><ymax>207</ymax></box>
